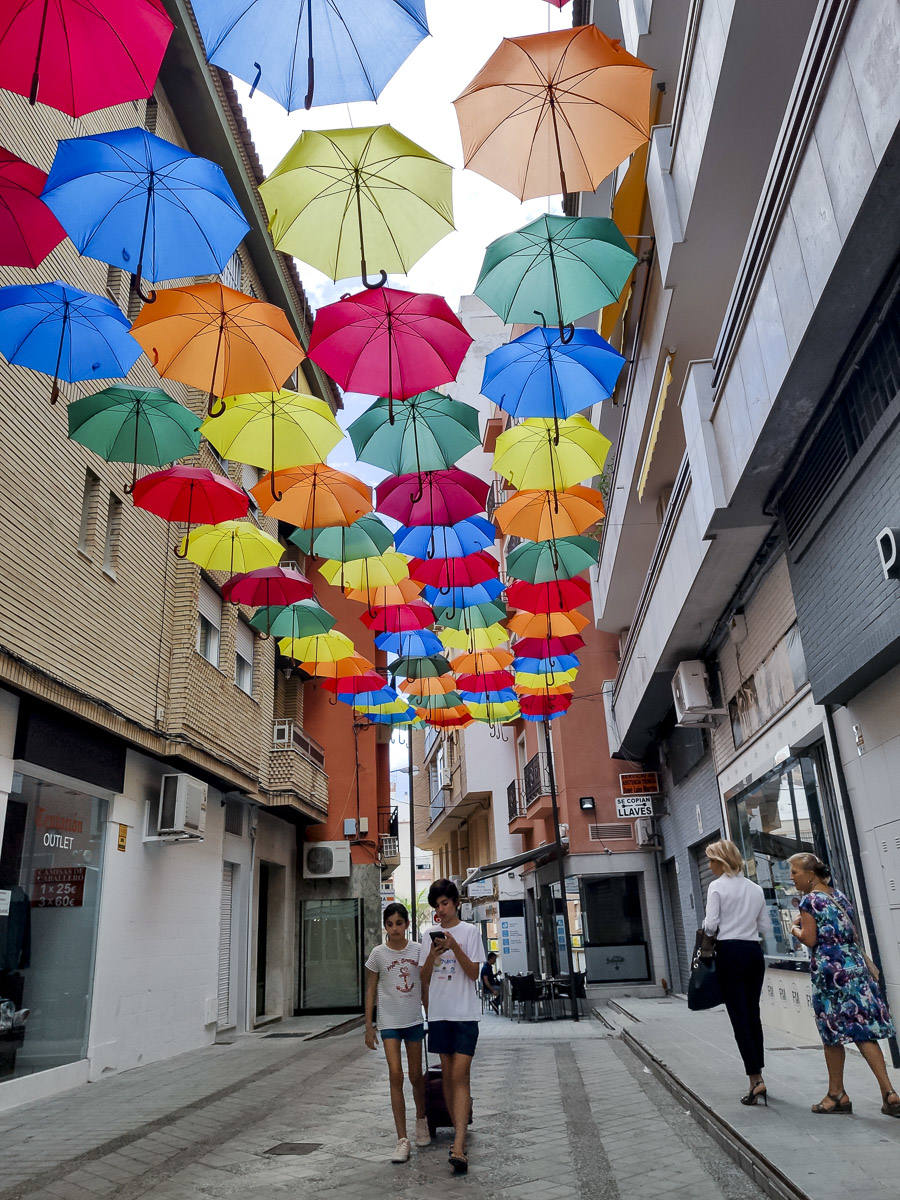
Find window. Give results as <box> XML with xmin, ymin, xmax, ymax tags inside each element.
<box><xmin>102</xmin><ymin>493</ymin><xmax>123</xmax><ymax>575</ymax></box>
<box><xmin>105</xmin><ymin>264</ymin><xmax>126</xmax><ymax>310</ymax></box>
<box><xmin>235</xmin><ymin>619</ymin><xmax>254</xmax><ymax>695</ymax></box>
<box><xmin>196</xmin><ymin>579</ymin><xmax>221</xmax><ymax>666</ymax></box>
<box><xmin>144</xmin><ymin>96</ymin><xmax>158</xmax><ymax>134</ymax></box>
<box><xmin>221</xmin><ymin>251</ymin><xmax>242</xmax><ymax>293</ymax></box>
<box><xmin>77</xmin><ymin>469</ymin><xmax>101</xmax><ymax>554</ymax></box>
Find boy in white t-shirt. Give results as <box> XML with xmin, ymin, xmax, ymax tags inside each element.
<box><xmin>420</xmin><ymin>878</ymin><xmax>485</xmax><ymax>1175</ymax></box>
<box><xmin>364</xmin><ymin>902</ymin><xmax>429</xmax><ymax>1164</ymax></box>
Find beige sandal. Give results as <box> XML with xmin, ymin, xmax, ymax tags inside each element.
<box><xmin>811</xmin><ymin>1091</ymin><xmax>852</xmax><ymax>1114</ymax></box>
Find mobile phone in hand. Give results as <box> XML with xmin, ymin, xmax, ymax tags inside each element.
<box><xmin>429</xmin><ymin>930</ymin><xmax>446</xmax><ymax>944</ymax></box>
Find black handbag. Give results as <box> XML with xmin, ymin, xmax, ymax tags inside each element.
<box><xmin>687</xmin><ymin>929</ymin><xmax>722</xmax><ymax>1011</ymax></box>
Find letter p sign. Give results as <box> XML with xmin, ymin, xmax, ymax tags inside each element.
<box><xmin>876</xmin><ymin>527</ymin><xmax>900</xmax><ymax>581</ymax></box>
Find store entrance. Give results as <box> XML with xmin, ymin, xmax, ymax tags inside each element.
<box><xmin>299</xmin><ymin>898</ymin><xmax>362</xmax><ymax>1011</ymax></box>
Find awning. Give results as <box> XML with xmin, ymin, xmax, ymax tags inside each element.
<box><xmin>461</xmin><ymin>840</ymin><xmax>567</xmax><ymax>889</ymax></box>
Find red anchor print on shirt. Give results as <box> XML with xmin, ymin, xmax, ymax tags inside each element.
<box><xmin>396</xmin><ymin>965</ymin><xmax>415</xmax><ymax>994</ymax></box>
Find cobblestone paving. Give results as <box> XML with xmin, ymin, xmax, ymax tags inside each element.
<box><xmin>0</xmin><ymin>1014</ymin><xmax>766</xmax><ymax>1200</ymax></box>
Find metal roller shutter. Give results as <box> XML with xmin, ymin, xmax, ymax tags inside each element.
<box><xmin>663</xmin><ymin>859</ymin><xmax>689</xmax><ymax>993</ymax></box>
<box><xmin>217</xmin><ymin>863</ymin><xmax>234</xmax><ymax>1029</ymax></box>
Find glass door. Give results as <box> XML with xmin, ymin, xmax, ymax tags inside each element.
<box><xmin>299</xmin><ymin>898</ymin><xmax>362</xmax><ymax>1011</ymax></box>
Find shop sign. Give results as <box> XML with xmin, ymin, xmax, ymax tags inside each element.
<box><xmin>31</xmin><ymin>866</ymin><xmax>86</xmax><ymax>908</ymax></box>
<box><xmin>619</xmin><ymin>771</ymin><xmax>659</xmax><ymax>795</ymax></box>
<box><xmin>466</xmin><ymin>877</ymin><xmax>494</xmax><ymax>898</ymax></box>
<box><xmin>117</xmin><ymin>824</ymin><xmax>128</xmax><ymax>852</ymax></box>
<box><xmin>615</xmin><ymin>796</ymin><xmax>654</xmax><ymax>819</ymax></box>
<box><xmin>35</xmin><ymin>805</ymin><xmax>86</xmax><ymax>853</ymax></box>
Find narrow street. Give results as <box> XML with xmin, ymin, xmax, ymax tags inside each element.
<box><xmin>0</xmin><ymin>1013</ymin><xmax>763</xmax><ymax>1200</ymax></box>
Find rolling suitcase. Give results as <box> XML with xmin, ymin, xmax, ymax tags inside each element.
<box><xmin>424</xmin><ymin>1043</ymin><xmax>473</xmax><ymax>1139</ymax></box>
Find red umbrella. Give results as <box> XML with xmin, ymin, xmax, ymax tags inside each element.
<box><xmin>408</xmin><ymin>550</ymin><xmax>499</xmax><ymax>590</ymax></box>
<box><xmin>223</xmin><ymin>565</ymin><xmax>313</xmax><ymax>607</ymax></box>
<box><xmin>519</xmin><ymin>693</ymin><xmax>572</xmax><ymax>717</ymax></box>
<box><xmin>359</xmin><ymin>602</ymin><xmax>435</xmax><ymax>633</ymax></box>
<box><xmin>377</xmin><ymin>469</ymin><xmax>489</xmax><ymax>526</ymax></box>
<box><xmin>456</xmin><ymin>670</ymin><xmax>515</xmax><ymax>692</ymax></box>
<box><xmin>321</xmin><ymin>673</ymin><xmax>389</xmax><ymax>695</ymax></box>
<box><xmin>514</xmin><ymin>634</ymin><xmax>586</xmax><ymax>658</ymax></box>
<box><xmin>507</xmin><ymin>577</ymin><xmax>591</xmax><ymax>613</ymax></box>
<box><xmin>308</xmin><ymin>288</ymin><xmax>472</xmax><ymax>419</ymax></box>
<box><xmin>0</xmin><ymin>0</ymin><xmax>173</xmax><ymax>116</ymax></box>
<box><xmin>0</xmin><ymin>147</ymin><xmax>65</xmax><ymax>267</ymax></box>
<box><xmin>132</xmin><ymin>466</ymin><xmax>248</xmax><ymax>558</ymax></box>
<box><xmin>543</xmin><ymin>1</ymin><xmax>572</xmax><ymax>7</ymax></box>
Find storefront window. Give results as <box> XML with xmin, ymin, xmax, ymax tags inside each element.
<box><xmin>580</xmin><ymin>875</ymin><xmax>650</xmax><ymax>983</ymax></box>
<box><xmin>300</xmin><ymin>899</ymin><xmax>362</xmax><ymax>1010</ymax></box>
<box><xmin>0</xmin><ymin>772</ymin><xmax>107</xmax><ymax>1080</ymax></box>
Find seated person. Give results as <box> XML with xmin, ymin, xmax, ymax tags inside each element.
<box><xmin>480</xmin><ymin>952</ymin><xmax>502</xmax><ymax>1013</ymax></box>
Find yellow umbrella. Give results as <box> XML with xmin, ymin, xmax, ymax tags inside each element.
<box><xmin>180</xmin><ymin>520</ymin><xmax>283</xmax><ymax>572</ymax></box>
<box><xmin>508</xmin><ymin>610</ymin><xmax>589</xmax><ymax>639</ymax></box>
<box><xmin>515</xmin><ymin>681</ymin><xmax>574</xmax><ymax>697</ymax></box>
<box><xmin>278</xmin><ymin>630</ymin><xmax>355</xmax><ymax>663</ymax></box>
<box><xmin>515</xmin><ymin>669</ymin><xmax>578</xmax><ymax>689</ymax></box>
<box><xmin>466</xmin><ymin>699</ymin><xmax>520</xmax><ymax>723</ymax></box>
<box><xmin>352</xmin><ymin>697</ymin><xmax>411</xmax><ymax>715</ymax></box>
<box><xmin>319</xmin><ymin>551</ymin><xmax>409</xmax><ymax>592</ymax></box>
<box><xmin>440</xmin><ymin>623</ymin><xmax>509</xmax><ymax>651</ymax></box>
<box><xmin>493</xmin><ymin>415</ymin><xmax>611</xmax><ymax>491</ymax></box>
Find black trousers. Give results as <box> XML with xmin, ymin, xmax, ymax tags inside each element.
<box><xmin>715</xmin><ymin>940</ymin><xmax>765</xmax><ymax>1075</ymax></box>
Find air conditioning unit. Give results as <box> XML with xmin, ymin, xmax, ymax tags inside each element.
<box><xmin>157</xmin><ymin>774</ymin><xmax>207</xmax><ymax>838</ymax></box>
<box><xmin>672</xmin><ymin>660</ymin><xmax>722</xmax><ymax>725</ymax></box>
<box><xmin>438</xmin><ymin>767</ymin><xmax>452</xmax><ymax>790</ymax></box>
<box><xmin>634</xmin><ymin>817</ymin><xmax>657</xmax><ymax>846</ymax></box>
<box><xmin>303</xmin><ymin>840</ymin><xmax>351</xmax><ymax>879</ymax></box>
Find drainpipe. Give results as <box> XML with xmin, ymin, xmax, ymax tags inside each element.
<box><xmin>245</xmin><ymin>804</ymin><xmax>257</xmax><ymax>1032</ymax></box>
<box><xmin>652</xmin><ymin>839</ymin><xmax>675</xmax><ymax>994</ymax></box>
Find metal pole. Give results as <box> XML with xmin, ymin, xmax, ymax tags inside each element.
<box><xmin>407</xmin><ymin>731</ymin><xmax>418</xmax><ymax>941</ymax></box>
<box><xmin>542</xmin><ymin>718</ymin><xmax>579</xmax><ymax>1021</ymax></box>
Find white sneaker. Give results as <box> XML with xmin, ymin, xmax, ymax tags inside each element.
<box><xmin>414</xmin><ymin>1117</ymin><xmax>431</xmax><ymax>1147</ymax></box>
<box><xmin>391</xmin><ymin>1137</ymin><xmax>411</xmax><ymax>1163</ymax></box>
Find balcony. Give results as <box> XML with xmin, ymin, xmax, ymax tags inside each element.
<box><xmin>523</xmin><ymin>753</ymin><xmax>552</xmax><ymax>807</ymax></box>
<box><xmin>379</xmin><ymin>834</ymin><xmax>401</xmax><ymax>879</ymax></box>
<box><xmin>265</xmin><ymin>720</ymin><xmax>328</xmax><ymax>819</ymax></box>
<box><xmin>507</xmin><ymin>778</ymin><xmax>524</xmax><ymax>823</ymax></box>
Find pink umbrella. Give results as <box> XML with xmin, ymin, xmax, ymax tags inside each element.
<box><xmin>223</xmin><ymin>564</ymin><xmax>313</xmax><ymax>607</ymax></box>
<box><xmin>359</xmin><ymin>602</ymin><xmax>436</xmax><ymax>633</ymax></box>
<box><xmin>408</xmin><ymin>551</ymin><xmax>500</xmax><ymax>590</ymax></box>
<box><xmin>0</xmin><ymin>147</ymin><xmax>66</xmax><ymax>267</ymax></box>
<box><xmin>543</xmin><ymin>1</ymin><xmax>572</xmax><ymax>7</ymax></box>
<box><xmin>308</xmin><ymin>287</ymin><xmax>473</xmax><ymax>420</ymax></box>
<box><xmin>376</xmin><ymin>469</ymin><xmax>489</xmax><ymax>527</ymax></box>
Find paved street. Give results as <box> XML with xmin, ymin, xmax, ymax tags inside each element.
<box><xmin>0</xmin><ymin>1012</ymin><xmax>764</xmax><ymax>1200</ymax></box>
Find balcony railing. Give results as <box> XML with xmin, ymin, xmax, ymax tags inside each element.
<box><xmin>379</xmin><ymin>805</ymin><xmax>399</xmax><ymax>839</ymax></box>
<box><xmin>272</xmin><ymin>719</ymin><xmax>325</xmax><ymax>767</ymax></box>
<box><xmin>507</xmin><ymin>778</ymin><xmax>525</xmax><ymax>822</ymax></box>
<box><xmin>523</xmin><ymin>752</ymin><xmax>553</xmax><ymax>807</ymax></box>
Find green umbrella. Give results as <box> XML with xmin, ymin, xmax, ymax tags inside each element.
<box><xmin>475</xmin><ymin>214</ymin><xmax>636</xmax><ymax>341</ymax></box>
<box><xmin>348</xmin><ymin>391</ymin><xmax>480</xmax><ymax>471</ymax></box>
<box><xmin>434</xmin><ymin>600</ymin><xmax>508</xmax><ymax>630</ymax></box>
<box><xmin>506</xmin><ymin>536</ymin><xmax>600</xmax><ymax>583</ymax></box>
<box><xmin>249</xmin><ymin>600</ymin><xmax>336</xmax><ymax>638</ymax></box>
<box><xmin>67</xmin><ymin>386</ymin><xmax>201</xmax><ymax>492</ymax></box>
<box><xmin>406</xmin><ymin>690</ymin><xmax>464</xmax><ymax>709</ymax></box>
<box><xmin>388</xmin><ymin>654</ymin><xmax>452</xmax><ymax>679</ymax></box>
<box><xmin>289</xmin><ymin>515</ymin><xmax>394</xmax><ymax>560</ymax></box>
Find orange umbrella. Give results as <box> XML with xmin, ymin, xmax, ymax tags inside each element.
<box><xmin>516</xmin><ymin>682</ymin><xmax>574</xmax><ymax>697</ymax></box>
<box><xmin>344</xmin><ymin>576</ymin><xmax>423</xmax><ymax>608</ymax></box>
<box><xmin>398</xmin><ymin>674</ymin><xmax>457</xmax><ymax>696</ymax></box>
<box><xmin>508</xmin><ymin>610</ymin><xmax>590</xmax><ymax>639</ymax></box>
<box><xmin>494</xmin><ymin>486</ymin><xmax>605</xmax><ymax>540</ymax></box>
<box><xmin>301</xmin><ymin>653</ymin><xmax>375</xmax><ymax>680</ymax></box>
<box><xmin>418</xmin><ymin>705</ymin><xmax>472</xmax><ymax>728</ymax></box>
<box><xmin>130</xmin><ymin>282</ymin><xmax>305</xmax><ymax>416</ymax></box>
<box><xmin>252</xmin><ymin>464</ymin><xmax>372</xmax><ymax>526</ymax></box>
<box><xmin>454</xmin><ymin>26</ymin><xmax>652</xmax><ymax>202</ymax></box>
<box><xmin>450</xmin><ymin>648</ymin><xmax>515</xmax><ymax>675</ymax></box>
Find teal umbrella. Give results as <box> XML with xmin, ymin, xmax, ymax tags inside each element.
<box><xmin>475</xmin><ymin>214</ymin><xmax>636</xmax><ymax>341</ymax></box>
<box><xmin>67</xmin><ymin>386</ymin><xmax>201</xmax><ymax>492</ymax></box>
<box><xmin>434</xmin><ymin>600</ymin><xmax>508</xmax><ymax>630</ymax></box>
<box><xmin>506</xmin><ymin>536</ymin><xmax>600</xmax><ymax>583</ymax></box>
<box><xmin>388</xmin><ymin>654</ymin><xmax>451</xmax><ymax>679</ymax></box>
<box><xmin>406</xmin><ymin>690</ymin><xmax>464</xmax><ymax>709</ymax></box>
<box><xmin>289</xmin><ymin>514</ymin><xmax>394</xmax><ymax>560</ymax></box>
<box><xmin>249</xmin><ymin>599</ymin><xmax>336</xmax><ymax>638</ymax></box>
<box><xmin>348</xmin><ymin>390</ymin><xmax>480</xmax><ymax>473</ymax></box>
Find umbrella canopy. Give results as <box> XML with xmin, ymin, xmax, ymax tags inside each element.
<box><xmin>68</xmin><ymin>387</ymin><xmax>202</xmax><ymax>491</ymax></box>
<box><xmin>407</xmin><ymin>690</ymin><xmax>465</xmax><ymax>710</ymax></box>
<box><xmin>223</xmin><ymin>564</ymin><xmax>313</xmax><ymax>607</ymax></box>
<box><xmin>308</xmin><ymin>288</ymin><xmax>472</xmax><ymax>410</ymax></box>
<box><xmin>366</xmin><ymin>709</ymin><xmax>422</xmax><ymax>725</ymax></box>
<box><xmin>260</xmin><ymin>125</ymin><xmax>452</xmax><ymax>285</ymax></box>
<box><xmin>408</xmin><ymin>551</ymin><xmax>498</xmax><ymax>590</ymax></box>
<box><xmin>394</xmin><ymin>516</ymin><xmax>495</xmax><ymax>560</ymax></box>
<box><xmin>451</xmin><ymin>648</ymin><xmax>514</xmax><ymax>674</ymax></box>
<box><xmin>422</xmin><ymin>578</ymin><xmax>505</xmax><ymax>609</ymax></box>
<box><xmin>251</xmin><ymin>465</ymin><xmax>372</xmax><ymax>529</ymax></box>
<box><xmin>440</xmin><ymin>623</ymin><xmax>508</xmax><ymax>652</ymax></box>
<box><xmin>279</xmin><ymin>630</ymin><xmax>354</xmax><ymax>664</ymax></box>
<box><xmin>494</xmin><ymin>486</ymin><xmax>605</xmax><ymax>540</ymax></box>
<box><xmin>319</xmin><ymin>551</ymin><xmax>409</xmax><ymax>591</ymax></box>
<box><xmin>359</xmin><ymin>600</ymin><xmax>435</xmax><ymax>633</ymax></box>
<box><xmin>345</xmin><ymin>577</ymin><xmax>423</xmax><ymax>608</ymax></box>
<box><xmin>506</xmin><ymin>577</ymin><xmax>591</xmax><ymax>613</ymax></box>
<box><xmin>481</xmin><ymin>326</ymin><xmax>625</xmax><ymax>424</ymax></box>
<box><xmin>349</xmin><ymin>391</ymin><xmax>479</xmax><ymax>475</ymax></box>
<box><xmin>377</xmin><ymin>469</ymin><xmax>489</xmax><ymax>527</ymax></box>
<box><xmin>454</xmin><ymin>25</ymin><xmax>652</xmax><ymax>201</ymax></box>
<box><xmin>347</xmin><ymin>696</ymin><xmax>411</xmax><ymax>715</ymax></box>
<box><xmin>460</xmin><ymin>687</ymin><xmax>518</xmax><ymax>704</ymax></box>
<box><xmin>493</xmin><ymin>416</ymin><xmax>611</xmax><ymax>490</ymax></box>
<box><xmin>456</xmin><ymin>670</ymin><xmax>515</xmax><ymax>692</ymax></box>
<box><xmin>290</xmin><ymin>515</ymin><xmax>394</xmax><ymax>561</ymax></box>
<box><xmin>302</xmin><ymin>653</ymin><xmax>375</xmax><ymax>680</ymax></box>
<box><xmin>434</xmin><ymin>599</ymin><xmax>507</xmax><ymax>630</ymax></box>
<box><xmin>515</xmin><ymin>668</ymin><xmax>577</xmax><ymax>687</ymax></box>
<box><xmin>520</xmin><ymin>693</ymin><xmax>572</xmax><ymax>718</ymax></box>
<box><xmin>508</xmin><ymin>610</ymin><xmax>589</xmax><ymax>639</ymax></box>
<box><xmin>0</xmin><ymin>0</ymin><xmax>172</xmax><ymax>116</ymax></box>
<box><xmin>0</xmin><ymin>147</ymin><xmax>66</xmax><ymax>267</ymax></box>
<box><xmin>388</xmin><ymin>654</ymin><xmax>451</xmax><ymax>679</ymax></box>
<box><xmin>321</xmin><ymin>672</ymin><xmax>389</xmax><ymax>695</ymax></box>
<box><xmin>192</xmin><ymin>0</ymin><xmax>428</xmax><ymax>113</ymax></box>
<box><xmin>476</xmin><ymin>214</ymin><xmax>636</xmax><ymax>335</ymax></box>
<box><xmin>514</xmin><ymin>634</ymin><xmax>586</xmax><ymax>658</ymax></box>
<box><xmin>249</xmin><ymin>600</ymin><xmax>335</xmax><ymax>638</ymax></box>
<box><xmin>199</xmin><ymin>391</ymin><xmax>342</xmax><ymax>495</ymax></box>
<box><xmin>132</xmin><ymin>467</ymin><xmax>248</xmax><ymax>558</ymax></box>
<box><xmin>0</xmin><ymin>280</ymin><xmax>140</xmax><ymax>402</ymax></box>
<box><xmin>130</xmin><ymin>283</ymin><xmax>304</xmax><ymax>415</ymax></box>
<box><xmin>514</xmin><ymin>654</ymin><xmax>580</xmax><ymax>674</ymax></box>
<box><xmin>506</xmin><ymin>535</ymin><xmax>599</xmax><ymax>583</ymax></box>
<box><xmin>466</xmin><ymin>699</ymin><xmax>520</xmax><ymax>723</ymax></box>
<box><xmin>398</xmin><ymin>674</ymin><xmax>457</xmax><ymax>696</ymax></box>
<box><xmin>418</xmin><ymin>707</ymin><xmax>472</xmax><ymax>728</ymax></box>
<box><xmin>180</xmin><ymin>521</ymin><xmax>284</xmax><ymax>572</ymax></box>
<box><xmin>42</xmin><ymin>128</ymin><xmax>249</xmax><ymax>294</ymax></box>
<box><xmin>375</xmin><ymin>629</ymin><xmax>444</xmax><ymax>657</ymax></box>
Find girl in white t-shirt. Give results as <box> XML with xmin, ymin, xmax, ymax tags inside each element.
<box><xmin>364</xmin><ymin>902</ymin><xmax>430</xmax><ymax>1164</ymax></box>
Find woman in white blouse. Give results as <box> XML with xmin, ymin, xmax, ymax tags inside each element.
<box><xmin>703</xmin><ymin>839</ymin><xmax>772</xmax><ymax>1106</ymax></box>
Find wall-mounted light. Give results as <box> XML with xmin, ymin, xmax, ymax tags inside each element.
<box><xmin>579</xmin><ymin>796</ymin><xmax>595</xmax><ymax>811</ymax></box>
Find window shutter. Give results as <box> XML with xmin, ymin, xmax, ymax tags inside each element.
<box><xmin>236</xmin><ymin>619</ymin><xmax>254</xmax><ymax>663</ymax></box>
<box><xmin>198</xmin><ymin>580</ymin><xmax>222</xmax><ymax>628</ymax></box>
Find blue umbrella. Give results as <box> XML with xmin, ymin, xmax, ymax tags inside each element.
<box><xmin>0</xmin><ymin>281</ymin><xmax>141</xmax><ymax>403</ymax></box>
<box><xmin>336</xmin><ymin>688</ymin><xmax>398</xmax><ymax>707</ymax></box>
<box><xmin>375</xmin><ymin>629</ymin><xmax>444</xmax><ymax>657</ymax></box>
<box><xmin>394</xmin><ymin>516</ymin><xmax>496</xmax><ymax>560</ymax></box>
<box><xmin>361</xmin><ymin>709</ymin><xmax>419</xmax><ymax>725</ymax></box>
<box><xmin>458</xmin><ymin>689</ymin><xmax>517</xmax><ymax>705</ymax></box>
<box><xmin>482</xmin><ymin>327</ymin><xmax>625</xmax><ymax>430</ymax></box>
<box><xmin>422</xmin><ymin>579</ymin><xmax>504</xmax><ymax>609</ymax></box>
<box><xmin>192</xmin><ymin>0</ymin><xmax>429</xmax><ymax>113</ymax></box>
<box><xmin>41</xmin><ymin>128</ymin><xmax>249</xmax><ymax>297</ymax></box>
<box><xmin>514</xmin><ymin>655</ymin><xmax>580</xmax><ymax>674</ymax></box>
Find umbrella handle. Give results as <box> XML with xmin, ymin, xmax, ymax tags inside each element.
<box><xmin>269</xmin><ymin>474</ymin><xmax>283</xmax><ymax>503</ymax></box>
<box><xmin>207</xmin><ymin>391</ymin><xmax>226</xmax><ymax>418</ymax></box>
<box><xmin>132</xmin><ymin>270</ymin><xmax>157</xmax><ymax>305</ymax></box>
<box><xmin>559</xmin><ymin>322</ymin><xmax>575</xmax><ymax>345</ymax></box>
<box><xmin>250</xmin><ymin>62</ymin><xmax>262</xmax><ymax>99</ymax></box>
<box><xmin>362</xmin><ymin>268</ymin><xmax>388</xmax><ymax>290</ymax></box>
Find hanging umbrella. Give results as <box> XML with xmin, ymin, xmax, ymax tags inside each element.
<box><xmin>223</xmin><ymin>564</ymin><xmax>313</xmax><ymax>607</ymax></box>
<box><xmin>520</xmin><ymin>694</ymin><xmax>572</xmax><ymax>718</ymax></box>
<box><xmin>481</xmin><ymin>326</ymin><xmax>625</xmax><ymax>432</ymax></box>
<box><xmin>494</xmin><ymin>486</ymin><xmax>605</xmax><ymax>540</ymax></box>
<box><xmin>494</xmin><ymin>416</ymin><xmax>611</xmax><ymax>486</ymax></box>
<box><xmin>0</xmin><ymin>0</ymin><xmax>172</xmax><ymax>116</ymax></box>
<box><xmin>514</xmin><ymin>654</ymin><xmax>580</xmax><ymax>674</ymax></box>
<box><xmin>359</xmin><ymin>600</ymin><xmax>435</xmax><ymax>634</ymax></box>
<box><xmin>347</xmin><ymin>696</ymin><xmax>411</xmax><ymax>715</ymax></box>
<box><xmin>180</xmin><ymin>521</ymin><xmax>284</xmax><ymax>573</ymax></box>
<box><xmin>476</xmin><ymin>214</ymin><xmax>636</xmax><ymax>340</ymax></box>
<box><xmin>440</xmin><ymin>624</ymin><xmax>508</xmax><ymax>652</ymax></box>
<box><xmin>349</xmin><ymin>391</ymin><xmax>479</xmax><ymax>474</ymax></box>
<box><xmin>0</xmin><ymin>147</ymin><xmax>66</xmax><ymax>267</ymax></box>
<box><xmin>508</xmin><ymin>610</ymin><xmax>589</xmax><ymax>639</ymax></box>
<box><xmin>199</xmin><ymin>391</ymin><xmax>342</xmax><ymax>499</ymax></box>
<box><xmin>434</xmin><ymin>599</ymin><xmax>508</xmax><ymax>630</ymax></box>
<box><xmin>345</xmin><ymin>576</ymin><xmax>423</xmax><ymax>609</ymax></box>
<box><xmin>260</xmin><ymin>125</ymin><xmax>452</xmax><ymax>286</ymax></box>
<box><xmin>279</xmin><ymin>630</ymin><xmax>354</xmax><ymax>664</ymax></box>
<box><xmin>460</xmin><ymin>688</ymin><xmax>518</xmax><ymax>705</ymax></box>
<box><xmin>192</xmin><ymin>0</ymin><xmax>428</xmax><ymax>113</ymax></box>
<box><xmin>506</xmin><ymin>536</ymin><xmax>599</xmax><ymax>583</ymax></box>
<box><xmin>321</xmin><ymin>672</ymin><xmax>390</xmax><ymax>695</ymax></box>
<box><xmin>42</xmin><ymin>128</ymin><xmax>249</xmax><ymax>298</ymax></box>
<box><xmin>456</xmin><ymin>670</ymin><xmax>515</xmax><ymax>692</ymax></box>
<box><xmin>132</xmin><ymin>466</ymin><xmax>248</xmax><ymax>558</ymax></box>
<box><xmin>451</xmin><ymin>648</ymin><xmax>514</xmax><ymax>675</ymax></box>
<box><xmin>376</xmin><ymin>629</ymin><xmax>444</xmax><ymax>657</ymax></box>
<box><xmin>466</xmin><ymin>699</ymin><xmax>520</xmax><ymax>723</ymax></box>
<box><xmin>507</xmin><ymin>577</ymin><xmax>591</xmax><ymax>613</ymax></box>
<box><xmin>514</xmin><ymin>634</ymin><xmax>585</xmax><ymax>658</ymax></box>
<box><xmin>130</xmin><ymin>283</ymin><xmax>304</xmax><ymax>415</ymax></box>
<box><xmin>408</xmin><ymin>551</ymin><xmax>498</xmax><ymax>590</ymax></box>
<box><xmin>407</xmin><ymin>690</ymin><xmax>465</xmax><ymax>710</ymax></box>
<box><xmin>68</xmin><ymin>387</ymin><xmax>202</xmax><ymax>492</ymax></box>
<box><xmin>308</xmin><ymin>288</ymin><xmax>472</xmax><ymax>419</ymax></box>
<box><xmin>251</xmin><ymin>464</ymin><xmax>372</xmax><ymax>530</ymax></box>
<box><xmin>421</xmin><ymin>579</ymin><xmax>504</xmax><ymax>609</ymax></box>
<box><xmin>290</xmin><ymin>514</ymin><xmax>395</xmax><ymax>561</ymax></box>
<box><xmin>397</xmin><ymin>674</ymin><xmax>457</xmax><ymax>696</ymax></box>
<box><xmin>377</xmin><ymin>469</ymin><xmax>489</xmax><ymax>527</ymax></box>
<box><xmin>388</xmin><ymin>654</ymin><xmax>452</xmax><ymax>679</ymax></box>
<box><xmin>319</xmin><ymin>550</ymin><xmax>409</xmax><ymax>591</ymax></box>
<box><xmin>394</xmin><ymin>516</ymin><xmax>495</xmax><ymax>560</ymax></box>
<box><xmin>454</xmin><ymin>25</ymin><xmax>652</xmax><ymax>202</ymax></box>
<box><xmin>515</xmin><ymin>679</ymin><xmax>575</xmax><ymax>696</ymax></box>
<box><xmin>366</xmin><ymin>709</ymin><xmax>422</xmax><ymax>725</ymax></box>
<box><xmin>305</xmin><ymin>654</ymin><xmax>375</xmax><ymax>680</ymax></box>
<box><xmin>249</xmin><ymin>599</ymin><xmax>335</xmax><ymax>638</ymax></box>
<box><xmin>0</xmin><ymin>280</ymin><xmax>140</xmax><ymax>403</ymax></box>
<box><xmin>418</xmin><ymin>707</ymin><xmax>472</xmax><ymax>728</ymax></box>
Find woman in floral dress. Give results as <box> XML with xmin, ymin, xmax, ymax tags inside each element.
<box><xmin>789</xmin><ymin>852</ymin><xmax>900</xmax><ymax>1117</ymax></box>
